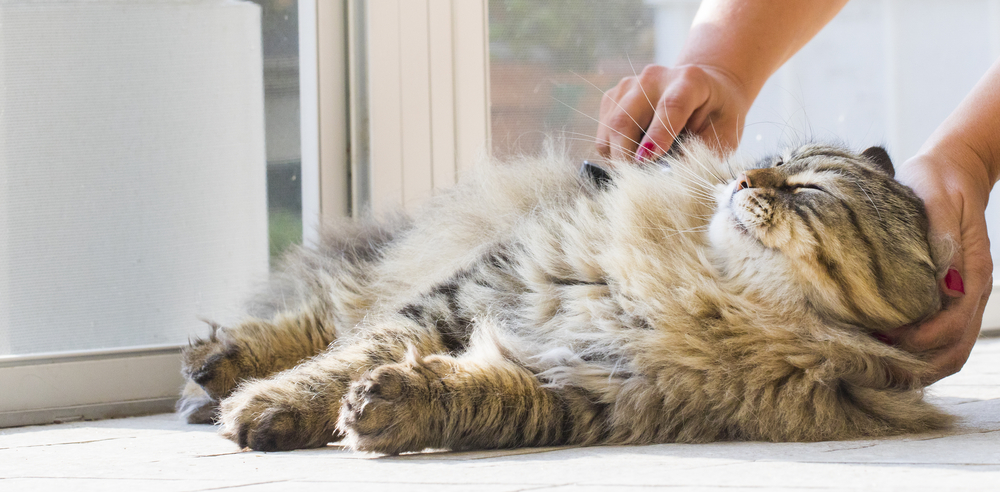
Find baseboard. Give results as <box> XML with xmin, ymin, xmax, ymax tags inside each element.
<box><xmin>0</xmin><ymin>397</ymin><xmax>178</xmax><ymax>429</ymax></box>
<box><xmin>0</xmin><ymin>346</ymin><xmax>185</xmax><ymax>429</ymax></box>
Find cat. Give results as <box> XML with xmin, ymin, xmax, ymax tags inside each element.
<box><xmin>178</xmin><ymin>140</ymin><xmax>954</xmax><ymax>454</ymax></box>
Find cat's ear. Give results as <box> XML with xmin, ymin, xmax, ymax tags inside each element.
<box><xmin>861</xmin><ymin>146</ymin><xmax>894</xmax><ymax>177</ymax></box>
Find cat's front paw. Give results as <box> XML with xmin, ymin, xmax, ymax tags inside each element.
<box><xmin>219</xmin><ymin>378</ymin><xmax>336</xmax><ymax>452</ymax></box>
<box><xmin>337</xmin><ymin>355</ymin><xmax>449</xmax><ymax>454</ymax></box>
<box><xmin>176</xmin><ymin>380</ymin><xmax>219</xmax><ymax>424</ymax></box>
<box><xmin>181</xmin><ymin>321</ymin><xmax>251</xmax><ymax>401</ymax></box>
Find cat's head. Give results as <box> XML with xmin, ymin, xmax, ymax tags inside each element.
<box><xmin>709</xmin><ymin>143</ymin><xmax>946</xmax><ymax>332</ymax></box>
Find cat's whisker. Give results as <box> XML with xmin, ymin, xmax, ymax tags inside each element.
<box><xmin>701</xmin><ymin>120</ymin><xmax>732</xmax><ymax>183</ymax></box>
<box><xmin>853</xmin><ymin>180</ymin><xmax>882</xmax><ymax>221</ymax></box>
<box><xmin>666</xmin><ymin>165</ymin><xmax>724</xmax><ymax>194</ymax></box>
<box><xmin>669</xmin><ymin>188</ymin><xmax>718</xmax><ymax>204</ymax></box>
<box><xmin>658</xmin><ymin>179</ymin><xmax>718</xmax><ymax>201</ymax></box>
<box><xmin>569</xmin><ymin>70</ymin><xmax>649</xmax><ymax>143</ymax></box>
<box><xmin>546</xmin><ymin>132</ymin><xmax>637</xmax><ymax>159</ymax></box>
<box><xmin>660</xmin><ymin>225</ymin><xmax>713</xmax><ymax>240</ymax></box>
<box><xmin>666</xmin><ymin>172</ymin><xmax>716</xmax><ymax>194</ymax></box>
<box><xmin>665</xmin><ymin>143</ymin><xmax>729</xmax><ymax>186</ymax></box>
<box><xmin>548</xmin><ymin>96</ymin><xmax>643</xmax><ymax>151</ymax></box>
<box><xmin>625</xmin><ymin>53</ymin><xmax>680</xmax><ymax>145</ymax></box>
<box><xmin>670</xmin><ymin>163</ymin><xmax>721</xmax><ymax>187</ymax></box>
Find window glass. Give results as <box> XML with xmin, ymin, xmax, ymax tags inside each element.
<box><xmin>0</xmin><ymin>1</ymin><xmax>288</xmax><ymax>356</ymax></box>
<box><xmin>489</xmin><ymin>0</ymin><xmax>656</xmax><ymax>160</ymax></box>
<box><xmin>250</xmin><ymin>0</ymin><xmax>303</xmax><ymax>260</ymax></box>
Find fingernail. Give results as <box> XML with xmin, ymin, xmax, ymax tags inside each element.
<box><xmin>945</xmin><ymin>267</ymin><xmax>965</xmax><ymax>294</ymax></box>
<box><xmin>635</xmin><ymin>141</ymin><xmax>656</xmax><ymax>162</ymax></box>
<box><xmin>874</xmin><ymin>333</ymin><xmax>894</xmax><ymax>345</ymax></box>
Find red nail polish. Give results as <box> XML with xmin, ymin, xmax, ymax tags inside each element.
<box><xmin>635</xmin><ymin>141</ymin><xmax>655</xmax><ymax>162</ymax></box>
<box><xmin>945</xmin><ymin>268</ymin><xmax>965</xmax><ymax>294</ymax></box>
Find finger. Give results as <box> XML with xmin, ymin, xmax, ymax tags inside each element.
<box><xmin>894</xmin><ymin>247</ymin><xmax>990</xmax><ymax>385</ymax></box>
<box><xmin>900</xmin><ymin>280</ymin><xmax>977</xmax><ymax>353</ymax></box>
<box><xmin>597</xmin><ymin>77</ymin><xmax>653</xmax><ymax>160</ymax></box>
<box><xmin>604</xmin><ymin>85</ymin><xmax>657</xmax><ymax>161</ymax></box>
<box><xmin>905</xmin><ymin>241</ymin><xmax>991</xmax><ymax>352</ymax></box>
<box><xmin>638</xmin><ymin>76</ymin><xmax>710</xmax><ymax>161</ymax></box>
<box><xmin>596</xmin><ymin>82</ymin><xmax>626</xmax><ymax>157</ymax></box>
<box><xmin>921</xmin><ymin>293</ymin><xmax>987</xmax><ymax>384</ymax></box>
<box><xmin>896</xmin><ymin>287</ymin><xmax>980</xmax><ymax>353</ymax></box>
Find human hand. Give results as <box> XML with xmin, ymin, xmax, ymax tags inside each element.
<box><xmin>596</xmin><ymin>64</ymin><xmax>753</xmax><ymax>161</ymax></box>
<box><xmin>892</xmin><ymin>151</ymin><xmax>994</xmax><ymax>385</ymax></box>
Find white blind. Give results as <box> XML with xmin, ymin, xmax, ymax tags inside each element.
<box><xmin>0</xmin><ymin>0</ymin><xmax>269</xmax><ymax>356</ymax></box>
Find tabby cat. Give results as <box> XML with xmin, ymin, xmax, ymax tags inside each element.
<box><xmin>179</xmin><ymin>141</ymin><xmax>953</xmax><ymax>454</ymax></box>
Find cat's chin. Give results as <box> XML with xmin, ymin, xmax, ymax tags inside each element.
<box><xmin>708</xmin><ymin>210</ymin><xmax>767</xmax><ymax>258</ymax></box>
<box><xmin>709</xmin><ymin>182</ymin><xmax>767</xmax><ymax>255</ymax></box>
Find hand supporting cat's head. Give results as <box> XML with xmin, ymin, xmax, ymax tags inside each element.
<box><xmin>709</xmin><ymin>143</ymin><xmax>947</xmax><ymax>332</ymax></box>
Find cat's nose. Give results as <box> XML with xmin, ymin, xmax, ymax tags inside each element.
<box><xmin>735</xmin><ymin>173</ymin><xmax>752</xmax><ymax>190</ymax></box>
<box><xmin>736</xmin><ymin>168</ymin><xmax>784</xmax><ymax>190</ymax></box>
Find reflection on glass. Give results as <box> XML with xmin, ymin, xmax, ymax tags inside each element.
<box><xmin>489</xmin><ymin>0</ymin><xmax>655</xmax><ymax>160</ymax></box>
<box><xmin>249</xmin><ymin>0</ymin><xmax>303</xmax><ymax>261</ymax></box>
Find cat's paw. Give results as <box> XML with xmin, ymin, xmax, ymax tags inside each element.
<box><xmin>181</xmin><ymin>320</ymin><xmax>253</xmax><ymax>401</ymax></box>
<box><xmin>218</xmin><ymin>378</ymin><xmax>335</xmax><ymax>451</ymax></box>
<box><xmin>337</xmin><ymin>355</ymin><xmax>449</xmax><ymax>454</ymax></box>
<box><xmin>176</xmin><ymin>380</ymin><xmax>219</xmax><ymax>424</ymax></box>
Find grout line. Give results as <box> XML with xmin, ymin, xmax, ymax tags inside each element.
<box><xmin>0</xmin><ymin>436</ymin><xmax>136</xmax><ymax>450</ymax></box>
<box><xmin>819</xmin><ymin>442</ymin><xmax>880</xmax><ymax>452</ymax></box>
<box><xmin>510</xmin><ymin>483</ymin><xmax>576</xmax><ymax>492</ymax></box>
<box><xmin>189</xmin><ymin>480</ymin><xmax>291</xmax><ymax>491</ymax></box>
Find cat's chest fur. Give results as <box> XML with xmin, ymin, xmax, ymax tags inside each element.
<box><xmin>368</xmin><ymin>147</ymin><xmax>783</xmax><ymax>371</ymax></box>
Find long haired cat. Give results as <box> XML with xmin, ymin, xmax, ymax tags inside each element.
<box><xmin>179</xmin><ymin>141</ymin><xmax>953</xmax><ymax>453</ymax></box>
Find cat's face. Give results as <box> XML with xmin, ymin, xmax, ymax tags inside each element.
<box><xmin>709</xmin><ymin>144</ymin><xmax>942</xmax><ymax>331</ymax></box>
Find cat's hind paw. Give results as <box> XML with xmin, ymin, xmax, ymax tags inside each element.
<box><xmin>218</xmin><ymin>378</ymin><xmax>335</xmax><ymax>452</ymax></box>
<box><xmin>337</xmin><ymin>353</ymin><xmax>449</xmax><ymax>454</ymax></box>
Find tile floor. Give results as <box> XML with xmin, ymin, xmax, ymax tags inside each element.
<box><xmin>2</xmin><ymin>338</ymin><xmax>1000</xmax><ymax>491</ymax></box>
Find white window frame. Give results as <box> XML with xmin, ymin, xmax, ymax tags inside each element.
<box><xmin>301</xmin><ymin>0</ymin><xmax>490</xmax><ymax>227</ymax></box>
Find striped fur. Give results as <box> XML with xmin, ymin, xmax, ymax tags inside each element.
<box><xmin>179</xmin><ymin>140</ymin><xmax>953</xmax><ymax>453</ymax></box>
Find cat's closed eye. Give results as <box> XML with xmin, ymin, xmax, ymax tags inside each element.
<box><xmin>791</xmin><ymin>183</ymin><xmax>823</xmax><ymax>193</ymax></box>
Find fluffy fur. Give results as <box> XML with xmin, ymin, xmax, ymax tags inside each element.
<box><xmin>179</xmin><ymin>141</ymin><xmax>954</xmax><ymax>454</ymax></box>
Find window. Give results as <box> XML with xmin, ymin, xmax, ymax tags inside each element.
<box><xmin>253</xmin><ymin>0</ymin><xmax>305</xmax><ymax>260</ymax></box>
<box><xmin>0</xmin><ymin>0</ymin><xmax>297</xmax><ymax>427</ymax></box>
<box><xmin>3</xmin><ymin>0</ymin><xmax>998</xmax><ymax>429</ymax></box>
<box><xmin>489</xmin><ymin>0</ymin><xmax>657</xmax><ymax>159</ymax></box>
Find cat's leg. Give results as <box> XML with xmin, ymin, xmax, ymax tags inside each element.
<box><xmin>179</xmin><ymin>305</ymin><xmax>334</xmax><ymax>417</ymax></box>
<box><xmin>216</xmin><ymin>317</ymin><xmax>451</xmax><ymax>451</ymax></box>
<box><xmin>337</xmin><ymin>350</ymin><xmax>607</xmax><ymax>454</ymax></box>
<box><xmin>179</xmin><ymin>219</ymin><xmax>400</xmax><ymax>423</ymax></box>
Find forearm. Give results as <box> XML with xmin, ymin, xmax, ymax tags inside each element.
<box><xmin>914</xmin><ymin>58</ymin><xmax>1000</xmax><ymax>196</ymax></box>
<box><xmin>677</xmin><ymin>0</ymin><xmax>849</xmax><ymax>101</ymax></box>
